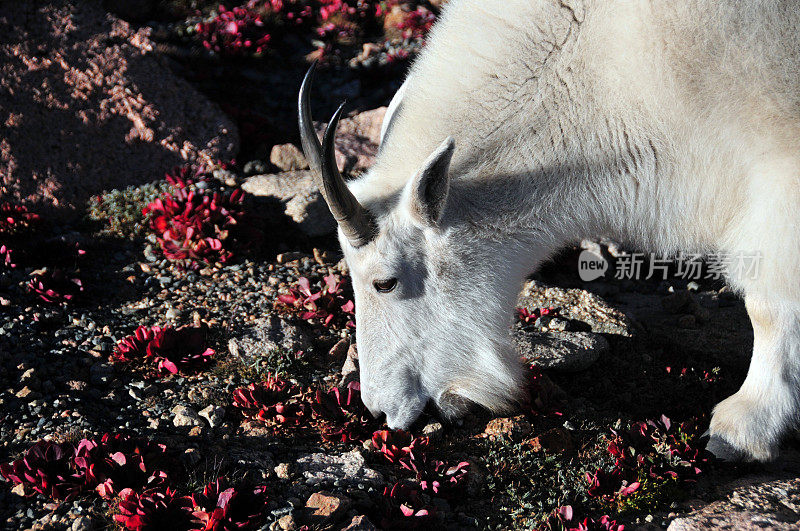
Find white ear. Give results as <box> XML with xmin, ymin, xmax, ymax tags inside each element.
<box><xmin>380</xmin><ymin>79</ymin><xmax>409</xmax><ymax>148</ymax></box>
<box><xmin>404</xmin><ymin>137</ymin><xmax>456</xmax><ymax>225</ymax></box>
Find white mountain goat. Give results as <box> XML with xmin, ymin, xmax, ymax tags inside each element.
<box><xmin>298</xmin><ymin>0</ymin><xmax>800</xmax><ymax>462</ymax></box>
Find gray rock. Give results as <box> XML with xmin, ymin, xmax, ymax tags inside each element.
<box><xmin>313</xmin><ymin>107</ymin><xmax>386</xmax><ymax>173</ymax></box>
<box><xmin>668</xmin><ymin>477</ymin><xmax>800</xmax><ymax>530</ymax></box>
<box><xmin>274</xmin><ymin>462</ymin><xmax>292</xmax><ymax>480</ymax></box>
<box><xmin>514</xmin><ymin>329</ymin><xmax>608</xmax><ymax>372</ymax></box>
<box><xmin>340</xmin><ymin>343</ymin><xmax>359</xmax><ymax>386</ymax></box>
<box><xmin>171</xmin><ymin>405</ymin><xmax>203</xmax><ymax>428</ymax></box>
<box><xmin>242</xmin><ymin>172</ymin><xmax>336</xmax><ymax>237</ymax></box>
<box><xmin>198</xmin><ymin>405</ymin><xmax>225</xmax><ymax>428</ymax></box>
<box><xmin>518</xmin><ymin>280</ymin><xmax>633</xmax><ymax>336</ymax></box>
<box><xmin>296</xmin><ymin>449</ymin><xmax>383</xmax><ymax>487</ymax></box>
<box><xmin>71</xmin><ymin>516</ymin><xmax>95</xmax><ymax>531</ymax></box>
<box><xmin>228</xmin><ymin>315</ymin><xmax>310</xmax><ymax>361</ymax></box>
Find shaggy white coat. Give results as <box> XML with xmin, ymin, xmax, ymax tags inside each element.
<box><xmin>338</xmin><ymin>0</ymin><xmax>800</xmax><ymax>461</ymax></box>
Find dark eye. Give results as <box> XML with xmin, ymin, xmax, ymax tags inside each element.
<box><xmin>373</xmin><ymin>278</ymin><xmax>398</xmax><ymax>293</ymax></box>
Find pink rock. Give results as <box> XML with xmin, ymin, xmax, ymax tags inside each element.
<box><xmin>305</xmin><ymin>491</ymin><xmax>351</xmax><ymax>526</ymax></box>
<box><xmin>270</xmin><ymin>143</ymin><xmax>309</xmax><ymax>171</ymax></box>
<box><xmin>0</xmin><ymin>1</ymin><xmax>238</xmax><ymax>219</ymax></box>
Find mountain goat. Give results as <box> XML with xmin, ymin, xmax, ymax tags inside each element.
<box><xmin>299</xmin><ymin>0</ymin><xmax>800</xmax><ymax>462</ymax></box>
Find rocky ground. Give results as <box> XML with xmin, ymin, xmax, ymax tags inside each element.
<box><xmin>2</xmin><ymin>1</ymin><xmax>800</xmax><ymax>530</ymax></box>
<box><xmin>2</xmin><ymin>165</ymin><xmax>800</xmax><ymax>530</ymax></box>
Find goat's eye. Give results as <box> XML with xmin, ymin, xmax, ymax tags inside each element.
<box><xmin>373</xmin><ymin>278</ymin><xmax>398</xmax><ymax>293</ymax></box>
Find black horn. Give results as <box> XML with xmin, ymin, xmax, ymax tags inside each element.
<box><xmin>298</xmin><ymin>63</ymin><xmax>377</xmax><ymax>247</ymax></box>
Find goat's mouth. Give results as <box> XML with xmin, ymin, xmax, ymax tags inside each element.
<box><xmin>436</xmin><ymin>375</ymin><xmax>528</xmax><ymax>422</ymax></box>
<box><xmin>436</xmin><ymin>389</ymin><xmax>480</xmax><ymax>421</ymax></box>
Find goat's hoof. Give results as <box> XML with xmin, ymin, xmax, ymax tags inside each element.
<box><xmin>705</xmin><ymin>434</ymin><xmax>748</xmax><ymax>462</ymax></box>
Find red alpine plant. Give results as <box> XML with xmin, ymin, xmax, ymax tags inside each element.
<box><xmin>146</xmin><ymin>326</ymin><xmax>215</xmax><ymax>375</ymax></box>
<box><xmin>0</xmin><ymin>202</ymin><xmax>41</xmax><ymax>235</ymax></box>
<box><xmin>191</xmin><ymin>478</ymin><xmax>270</xmax><ymax>530</ymax></box>
<box><xmin>111</xmin><ymin>325</ymin><xmax>215</xmax><ymax>375</ymax></box>
<box><xmin>232</xmin><ymin>376</ymin><xmax>307</xmax><ymax>426</ymax></box>
<box><xmin>0</xmin><ymin>441</ymin><xmax>83</xmax><ymax>500</ymax></box>
<box><xmin>542</xmin><ymin>506</ymin><xmax>625</xmax><ymax>531</ymax></box>
<box><xmin>275</xmin><ymin>275</ymin><xmax>355</xmax><ymax>328</ymax></box>
<box><xmin>311</xmin><ymin>381</ymin><xmax>374</xmax><ymax>442</ymax></box>
<box><xmin>27</xmin><ymin>269</ymin><xmax>83</xmax><ymax>304</ymax></box>
<box><xmin>418</xmin><ymin>460</ymin><xmax>470</xmax><ymax>499</ymax></box>
<box><xmin>371</xmin><ymin>430</ymin><xmax>429</xmax><ymax>472</ymax></box>
<box><xmin>381</xmin><ymin>481</ymin><xmax>436</xmax><ymax>529</ymax></box>
<box><xmin>114</xmin><ymin>486</ymin><xmax>196</xmax><ymax>531</ymax></box>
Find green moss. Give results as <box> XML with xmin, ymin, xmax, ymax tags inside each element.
<box><xmin>85</xmin><ymin>181</ymin><xmax>171</xmax><ymax>240</ymax></box>
<box><xmin>211</xmin><ymin>346</ymin><xmax>310</xmax><ymax>385</ymax></box>
<box><xmin>478</xmin><ymin>437</ymin><xmax>604</xmax><ymax>529</ymax></box>
<box><xmin>616</xmin><ymin>477</ymin><xmax>684</xmax><ymax>514</ymax></box>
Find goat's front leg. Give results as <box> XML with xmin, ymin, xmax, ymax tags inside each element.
<box><xmin>707</xmin><ymin>296</ymin><xmax>800</xmax><ymax>461</ymax></box>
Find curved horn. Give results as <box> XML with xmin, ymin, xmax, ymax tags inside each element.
<box><xmin>298</xmin><ymin>62</ymin><xmax>323</xmax><ymax>174</ymax></box>
<box><xmin>321</xmin><ymin>103</ymin><xmax>377</xmax><ymax>247</ymax></box>
<box><xmin>298</xmin><ymin>63</ymin><xmax>377</xmax><ymax>247</ymax></box>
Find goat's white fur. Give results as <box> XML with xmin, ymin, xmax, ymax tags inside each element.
<box><xmin>338</xmin><ymin>0</ymin><xmax>800</xmax><ymax>461</ymax></box>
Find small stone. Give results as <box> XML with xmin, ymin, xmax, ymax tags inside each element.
<box><xmin>20</xmin><ymin>368</ymin><xmax>37</xmax><ymax>384</ymax></box>
<box><xmin>243</xmin><ymin>160</ymin><xmax>268</xmax><ymax>175</ymax></box>
<box><xmin>278</xmin><ymin>514</ymin><xmax>297</xmax><ymax>531</ymax></box>
<box><xmin>305</xmin><ymin>491</ymin><xmax>351</xmax><ymax>527</ymax></box>
<box><xmin>546</xmin><ymin>317</ymin><xmax>570</xmax><ymax>331</ymax></box>
<box><xmin>275</xmin><ymin>462</ymin><xmax>292</xmax><ymax>480</ymax></box>
<box><xmin>484</xmin><ymin>416</ymin><xmax>532</xmax><ymax>440</ymax></box>
<box><xmin>328</xmin><ymin>339</ymin><xmax>349</xmax><ymax>361</ymax></box>
<box><xmin>313</xmin><ymin>248</ymin><xmax>336</xmax><ymax>265</ymax></box>
<box><xmin>172</xmin><ymin>405</ymin><xmax>203</xmax><ymax>427</ymax></box>
<box><xmin>71</xmin><ymin>516</ymin><xmax>94</xmax><ymax>531</ymax></box>
<box><xmin>422</xmin><ymin>421</ymin><xmax>445</xmax><ymax>442</ymax></box>
<box><xmin>340</xmin><ymin>344</ymin><xmax>359</xmax><ymax>386</ymax></box>
<box><xmin>525</xmin><ymin>427</ymin><xmax>575</xmax><ymax>454</ymax></box>
<box><xmin>66</xmin><ymin>380</ymin><xmax>87</xmax><ymax>391</ymax></box>
<box><xmin>188</xmin><ymin>425</ymin><xmax>204</xmax><ymax>437</ymax></box>
<box><xmin>343</xmin><ymin>515</ymin><xmax>377</xmax><ymax>531</ymax></box>
<box><xmin>270</xmin><ymin>143</ymin><xmax>309</xmax><ymax>171</ymax></box>
<box><xmin>15</xmin><ymin>386</ymin><xmax>34</xmax><ymax>399</ymax></box>
<box><xmin>276</xmin><ymin>252</ymin><xmax>305</xmax><ymax>264</ymax></box>
<box><xmin>182</xmin><ymin>448</ymin><xmax>201</xmax><ymax>466</ymax></box>
<box><xmin>198</xmin><ymin>405</ymin><xmax>225</xmax><ymax>428</ymax></box>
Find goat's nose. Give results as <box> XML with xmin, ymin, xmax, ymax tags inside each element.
<box><xmin>365</xmin><ymin>403</ymin><xmax>383</xmax><ymax>419</ymax></box>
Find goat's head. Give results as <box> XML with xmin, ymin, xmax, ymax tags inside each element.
<box><xmin>299</xmin><ymin>65</ymin><xmax>527</xmax><ymax>429</ymax></box>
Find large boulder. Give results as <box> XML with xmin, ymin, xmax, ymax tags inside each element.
<box><xmin>0</xmin><ymin>1</ymin><xmax>238</xmax><ymax>219</ymax></box>
<box><xmin>668</xmin><ymin>477</ymin><xmax>800</xmax><ymax>530</ymax></box>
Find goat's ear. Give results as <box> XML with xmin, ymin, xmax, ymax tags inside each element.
<box><xmin>404</xmin><ymin>137</ymin><xmax>455</xmax><ymax>226</ymax></box>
